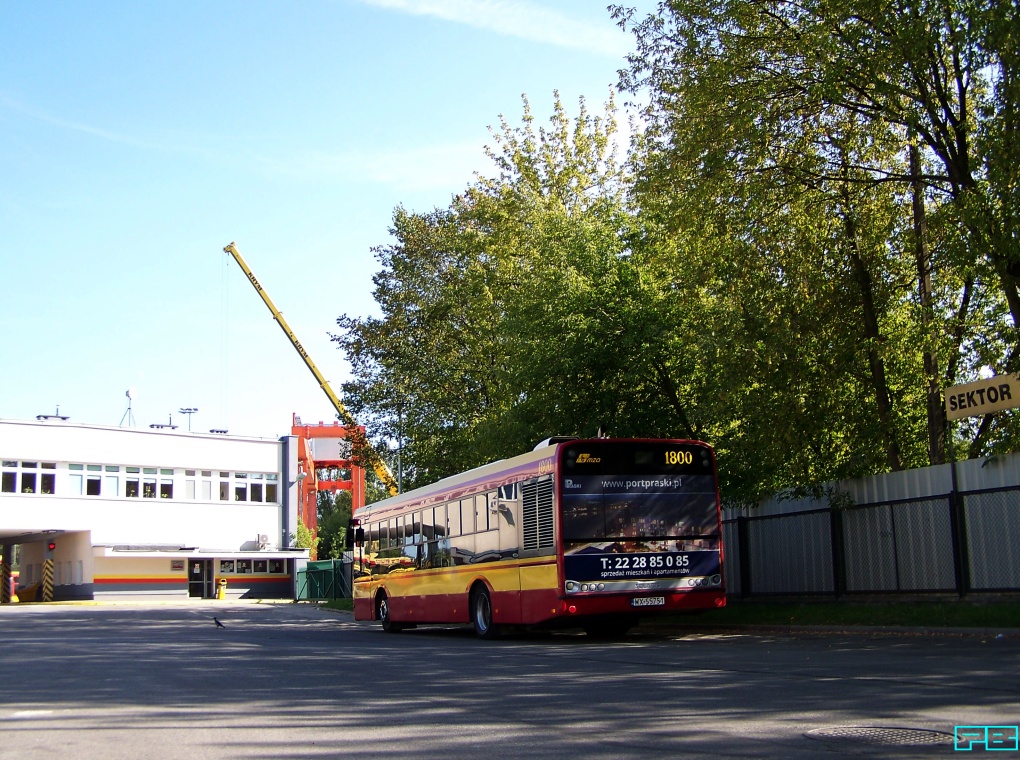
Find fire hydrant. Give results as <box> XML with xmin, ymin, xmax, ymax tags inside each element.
<box><xmin>217</xmin><ymin>577</ymin><xmax>227</xmax><ymax>600</ymax></box>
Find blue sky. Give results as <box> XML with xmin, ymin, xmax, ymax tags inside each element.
<box><xmin>0</xmin><ymin>1</ymin><xmax>652</xmax><ymax>440</ymax></box>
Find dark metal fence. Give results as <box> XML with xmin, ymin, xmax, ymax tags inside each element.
<box><xmin>722</xmin><ymin>485</ymin><xmax>1020</xmax><ymax>597</ymax></box>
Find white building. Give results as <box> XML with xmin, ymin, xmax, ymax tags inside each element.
<box><xmin>0</xmin><ymin>418</ymin><xmax>309</xmax><ymax>601</ymax></box>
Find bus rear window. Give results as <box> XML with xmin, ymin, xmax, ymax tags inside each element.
<box><xmin>559</xmin><ymin>441</ymin><xmax>719</xmax><ymax>543</ymax></box>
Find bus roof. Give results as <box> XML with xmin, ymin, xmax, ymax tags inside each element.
<box><xmin>355</xmin><ymin>443</ymin><xmax>558</xmax><ymax>520</ymax></box>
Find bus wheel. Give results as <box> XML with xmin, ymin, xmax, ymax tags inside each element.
<box><xmin>470</xmin><ymin>585</ymin><xmax>499</xmax><ymax>639</ymax></box>
<box><xmin>377</xmin><ymin>592</ymin><xmax>402</xmax><ymax>633</ymax></box>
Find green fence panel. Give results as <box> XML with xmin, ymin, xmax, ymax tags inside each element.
<box><xmin>295</xmin><ymin>559</ymin><xmax>352</xmax><ymax>600</ymax></box>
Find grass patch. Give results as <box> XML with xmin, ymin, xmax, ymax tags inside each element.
<box><xmin>320</xmin><ymin>598</ymin><xmax>354</xmax><ymax>612</ymax></box>
<box><xmin>665</xmin><ymin>600</ymin><xmax>1020</xmax><ymax>629</ymax></box>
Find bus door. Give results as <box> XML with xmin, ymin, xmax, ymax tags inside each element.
<box><xmin>496</xmin><ymin>484</ymin><xmax>519</xmax><ymax>562</ymax></box>
<box><xmin>188</xmin><ymin>559</ymin><xmax>214</xmax><ymax>598</ymax></box>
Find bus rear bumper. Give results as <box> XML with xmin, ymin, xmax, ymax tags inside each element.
<box><xmin>558</xmin><ymin>590</ymin><xmax>725</xmax><ymax>618</ymax></box>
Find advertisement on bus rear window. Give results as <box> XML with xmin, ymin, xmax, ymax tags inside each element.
<box><xmin>565</xmin><ymin>547</ymin><xmax>720</xmax><ymax>583</ymax></box>
<box><xmin>559</xmin><ymin>444</ymin><xmax>722</xmax><ymax>585</ymax></box>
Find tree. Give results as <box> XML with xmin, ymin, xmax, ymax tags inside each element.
<box><xmin>332</xmin><ymin>93</ymin><xmax>643</xmax><ymax>483</ymax></box>
<box><xmin>316</xmin><ymin>490</ymin><xmax>352</xmax><ymax>560</ymax></box>
<box><xmin>294</xmin><ymin>517</ymin><xmax>315</xmax><ymax>552</ymax></box>
<box><xmin>613</xmin><ymin>0</ymin><xmax>1019</xmax><ymax>477</ymax></box>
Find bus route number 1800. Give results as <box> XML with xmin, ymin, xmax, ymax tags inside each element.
<box><xmin>665</xmin><ymin>450</ymin><xmax>694</xmax><ymax>465</ymax></box>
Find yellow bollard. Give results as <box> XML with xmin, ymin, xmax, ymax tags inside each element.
<box><xmin>217</xmin><ymin>577</ymin><xmax>227</xmax><ymax>600</ymax></box>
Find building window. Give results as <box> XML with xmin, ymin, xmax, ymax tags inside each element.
<box><xmin>234</xmin><ymin>484</ymin><xmax>247</xmax><ymax>502</ymax></box>
<box><xmin>143</xmin><ymin>479</ymin><xmax>156</xmax><ymax>498</ymax></box>
<box><xmin>86</xmin><ymin>477</ymin><xmax>101</xmax><ymax>496</ymax></box>
<box><xmin>160</xmin><ymin>480</ymin><xmax>173</xmax><ymax>499</ymax></box>
<box><xmin>250</xmin><ymin>483</ymin><xmax>263</xmax><ymax>502</ymax></box>
<box><xmin>0</xmin><ymin>461</ymin><xmax>54</xmax><ymax>495</ymax></box>
<box><xmin>105</xmin><ymin>476</ymin><xmax>119</xmax><ymax>496</ymax></box>
<box><xmin>254</xmin><ymin>560</ymin><xmax>267</xmax><ymax>573</ymax></box>
<box><xmin>269</xmin><ymin>559</ymin><xmax>284</xmax><ymax>573</ymax></box>
<box><xmin>219</xmin><ymin>482</ymin><xmax>229</xmax><ymax>501</ymax></box>
<box><xmin>126</xmin><ymin>478</ymin><xmax>140</xmax><ymax>497</ymax></box>
<box><xmin>220</xmin><ymin>560</ymin><xmax>235</xmax><ymax>573</ymax></box>
<box><xmin>202</xmin><ymin>480</ymin><xmax>212</xmax><ymax>500</ymax></box>
<box><xmin>237</xmin><ymin>560</ymin><xmax>252</xmax><ymax>574</ymax></box>
<box><xmin>186</xmin><ymin>480</ymin><xmax>196</xmax><ymax>500</ymax></box>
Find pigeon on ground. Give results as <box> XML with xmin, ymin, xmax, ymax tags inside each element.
<box><xmin>214</xmin><ymin>617</ymin><xmax>226</xmax><ymax>628</ymax></box>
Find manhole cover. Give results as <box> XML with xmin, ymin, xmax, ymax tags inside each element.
<box><xmin>805</xmin><ymin>726</ymin><xmax>954</xmax><ymax>746</ymax></box>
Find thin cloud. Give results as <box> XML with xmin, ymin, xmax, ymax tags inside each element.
<box><xmin>0</xmin><ymin>93</ymin><xmax>228</xmax><ymax>161</ymax></box>
<box><xmin>353</xmin><ymin>0</ymin><xmax>630</xmax><ymax>58</ymax></box>
<box><xmin>0</xmin><ymin>93</ymin><xmax>163</xmax><ymax>151</ymax></box>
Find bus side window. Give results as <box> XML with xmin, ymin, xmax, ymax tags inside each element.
<box><xmin>422</xmin><ymin>508</ymin><xmax>436</xmax><ymax>542</ymax></box>
<box><xmin>476</xmin><ymin>493</ymin><xmax>491</xmax><ymax>532</ymax></box>
<box><xmin>461</xmin><ymin>498</ymin><xmax>476</xmax><ymax>534</ymax></box>
<box><xmin>448</xmin><ymin>501</ymin><xmax>462</xmax><ymax>537</ymax></box>
<box><xmin>434</xmin><ymin>504</ymin><xmax>447</xmax><ymax>538</ymax></box>
<box><xmin>412</xmin><ymin>511</ymin><xmax>424</xmax><ymax>544</ymax></box>
<box><xmin>402</xmin><ymin>513</ymin><xmax>418</xmax><ymax>564</ymax></box>
<box><xmin>418</xmin><ymin>510</ymin><xmax>433</xmax><ymax>569</ymax></box>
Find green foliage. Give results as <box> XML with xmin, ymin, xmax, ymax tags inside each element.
<box><xmin>333</xmin><ymin>93</ymin><xmax>644</xmax><ymax>485</ymax></box>
<box><xmin>611</xmin><ymin>0</ymin><xmax>1020</xmax><ymax>500</ymax></box>
<box><xmin>315</xmin><ymin>490</ymin><xmax>353</xmax><ymax>560</ymax></box>
<box><xmin>332</xmin><ymin>0</ymin><xmax>1018</xmax><ymax>506</ymax></box>
<box><xmin>294</xmin><ymin>517</ymin><xmax>315</xmax><ymax>551</ymax></box>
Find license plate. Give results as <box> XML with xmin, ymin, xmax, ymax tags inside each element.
<box><xmin>631</xmin><ymin>596</ymin><xmax>665</xmax><ymax>607</ymax></box>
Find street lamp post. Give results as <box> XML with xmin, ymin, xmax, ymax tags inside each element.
<box><xmin>179</xmin><ymin>407</ymin><xmax>198</xmax><ymax>432</ymax></box>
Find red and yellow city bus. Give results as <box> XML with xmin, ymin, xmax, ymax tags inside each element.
<box><xmin>352</xmin><ymin>437</ymin><xmax>725</xmax><ymax>638</ymax></box>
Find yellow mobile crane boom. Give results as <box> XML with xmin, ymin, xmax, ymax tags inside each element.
<box><xmin>223</xmin><ymin>242</ymin><xmax>399</xmax><ymax>496</ymax></box>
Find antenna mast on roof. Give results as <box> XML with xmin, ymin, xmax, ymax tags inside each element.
<box><xmin>120</xmin><ymin>389</ymin><xmax>137</xmax><ymax>427</ymax></box>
